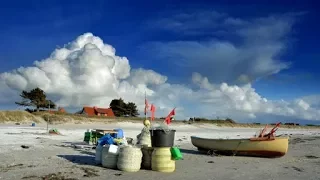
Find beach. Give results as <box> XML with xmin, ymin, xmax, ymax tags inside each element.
<box><xmin>0</xmin><ymin>122</ymin><xmax>320</xmax><ymax>180</ymax></box>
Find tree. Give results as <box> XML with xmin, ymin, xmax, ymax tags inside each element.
<box><xmin>15</xmin><ymin>87</ymin><xmax>56</xmax><ymax>112</ymax></box>
<box><xmin>110</xmin><ymin>98</ymin><xmax>126</xmax><ymax>116</ymax></box>
<box><xmin>45</xmin><ymin>99</ymin><xmax>56</xmax><ymax>109</ymax></box>
<box><xmin>125</xmin><ymin>102</ymin><xmax>139</xmax><ymax>117</ymax></box>
<box><xmin>109</xmin><ymin>98</ymin><xmax>139</xmax><ymax>117</ymax></box>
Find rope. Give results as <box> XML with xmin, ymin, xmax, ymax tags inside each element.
<box><xmin>141</xmin><ymin>127</ymin><xmax>150</xmax><ymax>135</ymax></box>
<box><xmin>205</xmin><ymin>140</ymin><xmax>243</xmax><ymax>157</ymax></box>
<box><xmin>232</xmin><ymin>140</ymin><xmax>243</xmax><ymax>156</ymax></box>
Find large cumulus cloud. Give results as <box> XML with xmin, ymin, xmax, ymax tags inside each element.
<box><xmin>0</xmin><ymin>33</ymin><xmax>319</xmax><ymax>122</ymax></box>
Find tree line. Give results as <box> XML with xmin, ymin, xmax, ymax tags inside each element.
<box><xmin>15</xmin><ymin>87</ymin><xmax>139</xmax><ymax>117</ymax></box>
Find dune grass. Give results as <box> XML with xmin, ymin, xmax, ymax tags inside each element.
<box><xmin>31</xmin><ymin>111</ymin><xmax>161</xmax><ymax>124</ymax></box>
<box><xmin>0</xmin><ymin>110</ymin><xmax>319</xmax><ymax>129</ymax></box>
<box><xmin>0</xmin><ymin>110</ymin><xmax>42</xmax><ymax>123</ymax></box>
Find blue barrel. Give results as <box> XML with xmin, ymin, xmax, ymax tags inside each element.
<box><xmin>31</xmin><ymin>123</ymin><xmax>35</xmax><ymax>127</ymax></box>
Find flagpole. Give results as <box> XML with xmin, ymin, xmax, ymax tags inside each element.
<box><xmin>144</xmin><ymin>91</ymin><xmax>147</xmax><ymax>121</ymax></box>
<box><xmin>145</xmin><ymin>91</ymin><xmax>153</xmax><ymax>136</ymax></box>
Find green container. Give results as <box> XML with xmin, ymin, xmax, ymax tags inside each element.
<box><xmin>170</xmin><ymin>147</ymin><xmax>183</xmax><ymax>160</ymax></box>
<box><xmin>84</xmin><ymin>132</ymin><xmax>92</xmax><ymax>136</ymax></box>
<box><xmin>84</xmin><ymin>132</ymin><xmax>93</xmax><ymax>142</ymax></box>
<box><xmin>92</xmin><ymin>132</ymin><xmax>104</xmax><ymax>139</ymax></box>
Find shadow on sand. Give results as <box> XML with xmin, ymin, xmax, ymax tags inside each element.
<box><xmin>179</xmin><ymin>148</ymin><xmax>207</xmax><ymax>155</ymax></box>
<box><xmin>78</xmin><ymin>150</ymin><xmax>96</xmax><ymax>156</ymax></box>
<box><xmin>57</xmin><ymin>155</ymin><xmax>96</xmax><ymax>166</ymax></box>
<box><xmin>180</xmin><ymin>148</ymin><xmax>284</xmax><ymax>159</ymax></box>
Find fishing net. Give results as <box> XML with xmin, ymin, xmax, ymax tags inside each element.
<box><xmin>136</xmin><ymin>126</ymin><xmax>152</xmax><ymax>146</ymax></box>
<box><xmin>150</xmin><ymin>122</ymin><xmax>171</xmax><ymax>134</ymax></box>
<box><xmin>141</xmin><ymin>126</ymin><xmax>151</xmax><ymax>135</ymax></box>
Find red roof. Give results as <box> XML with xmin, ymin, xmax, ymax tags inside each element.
<box><xmin>58</xmin><ymin>107</ymin><xmax>66</xmax><ymax>113</ymax></box>
<box><xmin>82</xmin><ymin>106</ymin><xmax>115</xmax><ymax>117</ymax></box>
<box><xmin>83</xmin><ymin>107</ymin><xmax>95</xmax><ymax>116</ymax></box>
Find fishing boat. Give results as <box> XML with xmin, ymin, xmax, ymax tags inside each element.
<box><xmin>191</xmin><ymin>123</ymin><xmax>289</xmax><ymax>158</ymax></box>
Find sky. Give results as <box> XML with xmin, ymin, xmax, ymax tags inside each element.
<box><xmin>0</xmin><ymin>0</ymin><xmax>320</xmax><ymax>124</ymax></box>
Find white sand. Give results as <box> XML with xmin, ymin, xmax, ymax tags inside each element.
<box><xmin>0</xmin><ymin>122</ymin><xmax>320</xmax><ymax>180</ymax></box>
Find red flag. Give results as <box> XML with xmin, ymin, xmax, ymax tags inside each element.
<box><xmin>165</xmin><ymin>108</ymin><xmax>175</xmax><ymax>125</ymax></box>
<box><xmin>168</xmin><ymin>108</ymin><xmax>175</xmax><ymax>117</ymax></box>
<box><xmin>150</xmin><ymin>104</ymin><xmax>156</xmax><ymax>121</ymax></box>
<box><xmin>144</xmin><ymin>99</ymin><xmax>149</xmax><ymax>115</ymax></box>
<box><xmin>165</xmin><ymin>116</ymin><xmax>171</xmax><ymax>124</ymax></box>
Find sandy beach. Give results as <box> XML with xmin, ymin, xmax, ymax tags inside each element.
<box><xmin>0</xmin><ymin>122</ymin><xmax>320</xmax><ymax>180</ymax></box>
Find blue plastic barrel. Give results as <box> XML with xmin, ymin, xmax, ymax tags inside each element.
<box><xmin>31</xmin><ymin>123</ymin><xmax>35</xmax><ymax>127</ymax></box>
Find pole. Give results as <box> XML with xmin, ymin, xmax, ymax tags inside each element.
<box><xmin>145</xmin><ymin>91</ymin><xmax>147</xmax><ymax>121</ymax></box>
<box><xmin>47</xmin><ymin>101</ymin><xmax>50</xmax><ymax>133</ymax></box>
<box><xmin>145</xmin><ymin>91</ymin><xmax>153</xmax><ymax>136</ymax></box>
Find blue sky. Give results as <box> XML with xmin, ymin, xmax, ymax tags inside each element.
<box><xmin>0</xmin><ymin>0</ymin><xmax>320</xmax><ymax>123</ymax></box>
<box><xmin>1</xmin><ymin>0</ymin><xmax>319</xmax><ymax>96</ymax></box>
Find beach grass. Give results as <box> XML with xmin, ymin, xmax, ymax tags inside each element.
<box><xmin>0</xmin><ymin>110</ymin><xmax>319</xmax><ymax>129</ymax></box>
<box><xmin>0</xmin><ymin>110</ymin><xmax>42</xmax><ymax>123</ymax></box>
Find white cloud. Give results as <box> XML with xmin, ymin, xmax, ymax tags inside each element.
<box><xmin>142</xmin><ymin>11</ymin><xmax>304</xmax><ymax>85</ymax></box>
<box><xmin>302</xmin><ymin>95</ymin><xmax>320</xmax><ymax>107</ymax></box>
<box><xmin>0</xmin><ymin>33</ymin><xmax>320</xmax><ymax>122</ymax></box>
<box><xmin>128</xmin><ymin>68</ymin><xmax>168</xmax><ymax>86</ymax></box>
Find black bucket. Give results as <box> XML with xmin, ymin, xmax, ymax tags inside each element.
<box><xmin>149</xmin><ymin>129</ymin><xmax>176</xmax><ymax>147</ymax></box>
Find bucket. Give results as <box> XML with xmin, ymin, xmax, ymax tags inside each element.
<box><xmin>171</xmin><ymin>147</ymin><xmax>183</xmax><ymax>160</ymax></box>
<box><xmin>149</xmin><ymin>129</ymin><xmax>176</xmax><ymax>147</ymax></box>
<box><xmin>113</xmin><ymin>129</ymin><xmax>124</xmax><ymax>138</ymax></box>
